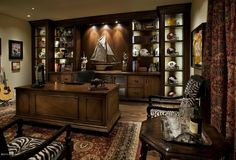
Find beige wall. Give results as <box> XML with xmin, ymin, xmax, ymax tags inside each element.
<box><xmin>190</xmin><ymin>0</ymin><xmax>208</xmax><ymax>75</ymax></box>
<box><xmin>0</xmin><ymin>14</ymin><xmax>32</xmax><ymax>100</ymax></box>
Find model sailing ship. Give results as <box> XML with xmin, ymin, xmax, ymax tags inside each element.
<box><xmin>90</xmin><ymin>35</ymin><xmax>119</xmax><ymax>70</ymax></box>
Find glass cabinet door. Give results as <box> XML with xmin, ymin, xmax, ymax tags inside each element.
<box><xmin>34</xmin><ymin>26</ymin><xmax>47</xmax><ymax>80</ymax></box>
<box><xmin>54</xmin><ymin>26</ymin><xmax>74</xmax><ymax>72</ymax></box>
<box><xmin>164</xmin><ymin>13</ymin><xmax>184</xmax><ymax>97</ymax></box>
<box><xmin>131</xmin><ymin>18</ymin><xmax>160</xmax><ymax>72</ymax></box>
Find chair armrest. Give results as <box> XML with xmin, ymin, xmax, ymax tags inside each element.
<box><xmin>0</xmin><ymin>119</ymin><xmax>23</xmax><ymax>159</ymax></box>
<box><xmin>147</xmin><ymin>105</ymin><xmax>179</xmax><ymax>119</ymax></box>
<box><xmin>1</xmin><ymin>119</ymin><xmax>23</xmax><ymax>131</ymax></box>
<box><xmin>148</xmin><ymin>95</ymin><xmax>182</xmax><ymax>105</ymax></box>
<box><xmin>1</xmin><ymin>118</ymin><xmax>23</xmax><ymax>138</ymax></box>
<box><xmin>149</xmin><ymin>95</ymin><xmax>183</xmax><ymax>101</ymax></box>
<box><xmin>149</xmin><ymin>95</ymin><xmax>183</xmax><ymax>100</ymax></box>
<box><xmin>10</xmin><ymin>124</ymin><xmax>72</xmax><ymax>160</ymax></box>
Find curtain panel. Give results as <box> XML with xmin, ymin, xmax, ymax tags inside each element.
<box><xmin>203</xmin><ymin>0</ymin><xmax>236</xmax><ymax>158</ymax></box>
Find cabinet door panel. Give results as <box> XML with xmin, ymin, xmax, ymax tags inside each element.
<box><xmin>16</xmin><ymin>92</ymin><xmax>30</xmax><ymax>115</ymax></box>
<box><xmin>35</xmin><ymin>94</ymin><xmax>78</xmax><ymax>119</ymax></box>
<box><xmin>96</xmin><ymin>74</ymin><xmax>113</xmax><ymax>83</ymax></box>
<box><xmin>144</xmin><ymin>77</ymin><xmax>160</xmax><ymax>97</ymax></box>
<box><xmin>49</xmin><ymin>74</ymin><xmax>60</xmax><ymax>82</ymax></box>
<box><xmin>128</xmin><ymin>87</ymin><xmax>144</xmax><ymax>98</ymax></box>
<box><xmin>78</xmin><ymin>95</ymin><xmax>104</xmax><ymax>124</ymax></box>
<box><xmin>159</xmin><ymin>4</ymin><xmax>191</xmax><ymax>96</ymax></box>
<box><xmin>61</xmin><ymin>73</ymin><xmax>72</xmax><ymax>82</ymax></box>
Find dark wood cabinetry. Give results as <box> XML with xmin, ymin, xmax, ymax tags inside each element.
<box><xmin>95</xmin><ymin>71</ymin><xmax>160</xmax><ymax>100</ymax></box>
<box><xmin>54</xmin><ymin>25</ymin><xmax>76</xmax><ymax>72</ymax></box>
<box><xmin>158</xmin><ymin>4</ymin><xmax>191</xmax><ymax>96</ymax></box>
<box><xmin>30</xmin><ymin>4</ymin><xmax>191</xmax><ymax>100</ymax></box>
<box><xmin>30</xmin><ymin>20</ymin><xmax>54</xmax><ymax>82</ymax></box>
<box><xmin>131</xmin><ymin>17</ymin><xmax>160</xmax><ymax>72</ymax></box>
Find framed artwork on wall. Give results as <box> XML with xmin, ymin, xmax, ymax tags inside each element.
<box><xmin>12</xmin><ymin>61</ymin><xmax>20</xmax><ymax>72</ymax></box>
<box><xmin>9</xmin><ymin>40</ymin><xmax>23</xmax><ymax>59</ymax></box>
<box><xmin>0</xmin><ymin>38</ymin><xmax>1</xmax><ymax>55</ymax></box>
<box><xmin>191</xmin><ymin>23</ymin><xmax>206</xmax><ymax>69</ymax></box>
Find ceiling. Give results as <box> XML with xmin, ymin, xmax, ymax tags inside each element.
<box><xmin>0</xmin><ymin>0</ymin><xmax>191</xmax><ymax>21</ymax></box>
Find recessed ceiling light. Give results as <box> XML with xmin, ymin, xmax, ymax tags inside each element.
<box><xmin>27</xmin><ymin>14</ymin><xmax>31</xmax><ymax>18</ymax></box>
<box><xmin>32</xmin><ymin>7</ymin><xmax>35</xmax><ymax>10</ymax></box>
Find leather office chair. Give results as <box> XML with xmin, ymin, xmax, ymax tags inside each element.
<box><xmin>147</xmin><ymin>74</ymin><xmax>205</xmax><ymax>119</ymax></box>
<box><xmin>0</xmin><ymin>119</ymin><xmax>73</xmax><ymax>160</ymax></box>
<box><xmin>76</xmin><ymin>70</ymin><xmax>95</xmax><ymax>83</ymax></box>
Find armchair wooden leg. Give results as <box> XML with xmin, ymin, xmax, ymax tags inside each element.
<box><xmin>65</xmin><ymin>125</ymin><xmax>73</xmax><ymax>160</ymax></box>
<box><xmin>15</xmin><ymin>119</ymin><xmax>23</xmax><ymax>138</ymax></box>
<box><xmin>140</xmin><ymin>141</ymin><xmax>148</xmax><ymax>160</ymax></box>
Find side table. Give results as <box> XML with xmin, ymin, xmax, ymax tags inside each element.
<box><xmin>140</xmin><ymin>117</ymin><xmax>231</xmax><ymax>160</ymax></box>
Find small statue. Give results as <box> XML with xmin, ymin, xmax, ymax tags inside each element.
<box><xmin>91</xmin><ymin>78</ymin><xmax>105</xmax><ymax>88</ymax></box>
<box><xmin>81</xmin><ymin>54</ymin><xmax>88</xmax><ymax>71</ymax></box>
<box><xmin>122</xmin><ymin>52</ymin><xmax>128</xmax><ymax>72</ymax></box>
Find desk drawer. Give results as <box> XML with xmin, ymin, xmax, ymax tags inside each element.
<box><xmin>128</xmin><ymin>76</ymin><xmax>144</xmax><ymax>87</ymax></box>
<box><xmin>96</xmin><ymin>75</ymin><xmax>113</xmax><ymax>83</ymax></box>
<box><xmin>61</xmin><ymin>74</ymin><xmax>72</xmax><ymax>82</ymax></box>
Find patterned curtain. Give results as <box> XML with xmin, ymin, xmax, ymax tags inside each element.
<box><xmin>203</xmin><ymin>0</ymin><xmax>236</xmax><ymax>158</ymax></box>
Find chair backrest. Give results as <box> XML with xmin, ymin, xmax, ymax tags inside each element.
<box><xmin>147</xmin><ymin>75</ymin><xmax>205</xmax><ymax>119</ymax></box>
<box><xmin>76</xmin><ymin>70</ymin><xmax>95</xmax><ymax>83</ymax></box>
<box><xmin>182</xmin><ymin>75</ymin><xmax>205</xmax><ymax>106</ymax></box>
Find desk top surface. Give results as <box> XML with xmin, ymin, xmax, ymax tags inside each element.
<box><xmin>15</xmin><ymin>83</ymin><xmax>119</xmax><ymax>94</ymax></box>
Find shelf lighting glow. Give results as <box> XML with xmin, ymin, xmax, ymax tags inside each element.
<box><xmin>92</xmin><ymin>25</ymin><xmax>96</xmax><ymax>29</ymax></box>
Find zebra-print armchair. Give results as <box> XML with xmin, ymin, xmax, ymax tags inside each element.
<box><xmin>0</xmin><ymin>119</ymin><xmax>73</xmax><ymax>160</ymax></box>
<box><xmin>147</xmin><ymin>74</ymin><xmax>205</xmax><ymax>119</ymax></box>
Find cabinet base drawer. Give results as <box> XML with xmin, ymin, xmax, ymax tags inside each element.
<box><xmin>128</xmin><ymin>76</ymin><xmax>144</xmax><ymax>87</ymax></box>
<box><xmin>128</xmin><ymin>87</ymin><xmax>144</xmax><ymax>98</ymax></box>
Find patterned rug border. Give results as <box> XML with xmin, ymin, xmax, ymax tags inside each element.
<box><xmin>105</xmin><ymin>121</ymin><xmax>141</xmax><ymax>160</ymax></box>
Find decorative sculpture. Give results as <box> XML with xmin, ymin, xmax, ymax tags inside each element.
<box><xmin>81</xmin><ymin>54</ymin><xmax>88</xmax><ymax>71</ymax></box>
<box><xmin>91</xmin><ymin>78</ymin><xmax>105</xmax><ymax>88</ymax></box>
<box><xmin>122</xmin><ymin>52</ymin><xmax>128</xmax><ymax>72</ymax></box>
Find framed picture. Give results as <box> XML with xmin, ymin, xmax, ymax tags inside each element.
<box><xmin>12</xmin><ymin>61</ymin><xmax>20</xmax><ymax>72</ymax></box>
<box><xmin>191</xmin><ymin>23</ymin><xmax>206</xmax><ymax>69</ymax></box>
<box><xmin>9</xmin><ymin>40</ymin><xmax>23</xmax><ymax>59</ymax></box>
<box><xmin>0</xmin><ymin>38</ymin><xmax>1</xmax><ymax>55</ymax></box>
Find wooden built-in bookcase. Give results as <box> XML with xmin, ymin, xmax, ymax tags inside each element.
<box><xmin>30</xmin><ymin>4</ymin><xmax>191</xmax><ymax>100</ymax></box>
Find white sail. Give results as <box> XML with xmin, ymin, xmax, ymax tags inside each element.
<box><xmin>90</xmin><ymin>35</ymin><xmax>116</xmax><ymax>63</ymax></box>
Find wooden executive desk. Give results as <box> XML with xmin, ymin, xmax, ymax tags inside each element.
<box><xmin>15</xmin><ymin>83</ymin><xmax>120</xmax><ymax>133</ymax></box>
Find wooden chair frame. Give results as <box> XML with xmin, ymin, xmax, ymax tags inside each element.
<box><xmin>0</xmin><ymin>119</ymin><xmax>73</xmax><ymax>160</ymax></box>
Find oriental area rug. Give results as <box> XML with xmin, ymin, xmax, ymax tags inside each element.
<box><xmin>0</xmin><ymin>105</ymin><xmax>141</xmax><ymax>160</ymax></box>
